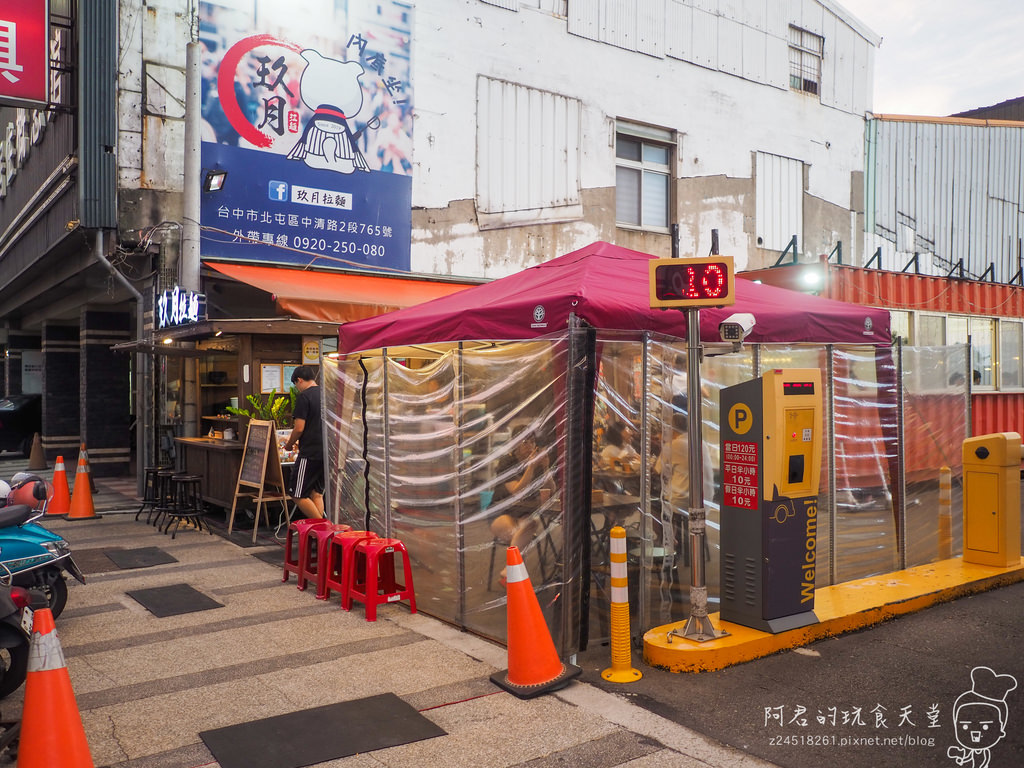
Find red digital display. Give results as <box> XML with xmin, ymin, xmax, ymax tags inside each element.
<box><xmin>782</xmin><ymin>381</ymin><xmax>815</xmax><ymax>395</ymax></box>
<box><xmin>649</xmin><ymin>257</ymin><xmax>736</xmax><ymax>308</ymax></box>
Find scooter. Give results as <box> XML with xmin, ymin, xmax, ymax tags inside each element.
<box><xmin>0</xmin><ymin>479</ymin><xmax>86</xmax><ymax>619</ymax></box>
<box><xmin>0</xmin><ymin>584</ymin><xmax>48</xmax><ymax>700</ymax></box>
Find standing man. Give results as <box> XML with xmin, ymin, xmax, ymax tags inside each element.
<box><xmin>283</xmin><ymin>366</ymin><xmax>325</xmax><ymax>519</ymax></box>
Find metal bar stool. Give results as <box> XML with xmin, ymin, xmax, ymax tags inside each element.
<box><xmin>135</xmin><ymin>466</ymin><xmax>169</xmax><ymax>522</ymax></box>
<box><xmin>150</xmin><ymin>468</ymin><xmax>177</xmax><ymax>529</ymax></box>
<box><xmin>163</xmin><ymin>474</ymin><xmax>210</xmax><ymax>539</ymax></box>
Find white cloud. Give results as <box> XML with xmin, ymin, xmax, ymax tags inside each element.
<box><xmin>838</xmin><ymin>0</ymin><xmax>1024</xmax><ymax>115</ymax></box>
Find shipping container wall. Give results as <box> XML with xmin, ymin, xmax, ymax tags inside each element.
<box><xmin>830</xmin><ymin>266</ymin><xmax>1024</xmax><ymax>319</ymax></box>
<box><xmin>972</xmin><ymin>393</ymin><xmax>1024</xmax><ymax>442</ymax></box>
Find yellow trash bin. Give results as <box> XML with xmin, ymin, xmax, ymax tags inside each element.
<box><xmin>961</xmin><ymin>432</ymin><xmax>1021</xmax><ymax>567</ymax></box>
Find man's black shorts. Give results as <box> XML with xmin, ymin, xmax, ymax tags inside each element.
<box><xmin>287</xmin><ymin>456</ymin><xmax>325</xmax><ymax>499</ymax></box>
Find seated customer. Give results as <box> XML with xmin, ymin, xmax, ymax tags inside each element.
<box><xmin>490</xmin><ymin>425</ymin><xmax>549</xmax><ymax>585</ymax></box>
<box><xmin>599</xmin><ymin>423</ymin><xmax>638</xmax><ymax>470</ymax></box>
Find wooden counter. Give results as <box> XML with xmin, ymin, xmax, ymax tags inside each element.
<box><xmin>175</xmin><ymin>437</ymin><xmax>244</xmax><ymax>510</ymax></box>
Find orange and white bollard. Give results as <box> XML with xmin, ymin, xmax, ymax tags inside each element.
<box><xmin>938</xmin><ymin>466</ymin><xmax>952</xmax><ymax>560</ymax></box>
<box><xmin>601</xmin><ymin>526</ymin><xmax>641</xmax><ymax>683</ymax></box>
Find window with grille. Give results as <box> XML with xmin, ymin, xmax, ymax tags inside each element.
<box><xmin>615</xmin><ymin>127</ymin><xmax>672</xmax><ymax>231</ymax></box>
<box><xmin>1000</xmin><ymin>320</ymin><xmax>1023</xmax><ymax>390</ymax></box>
<box><xmin>788</xmin><ymin>26</ymin><xmax>823</xmax><ymax>96</ymax></box>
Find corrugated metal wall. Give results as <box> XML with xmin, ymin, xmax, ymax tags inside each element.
<box><xmin>78</xmin><ymin>0</ymin><xmax>117</xmax><ymax>229</ymax></box>
<box><xmin>755</xmin><ymin>151</ymin><xmax>803</xmax><ymax>252</ymax></box>
<box><xmin>865</xmin><ymin>118</ymin><xmax>1024</xmax><ymax>283</ymax></box>
<box><xmin>480</xmin><ymin>0</ymin><xmax>568</xmax><ymax>13</ymax></box>
<box><xmin>972</xmin><ymin>393</ymin><xmax>1024</xmax><ymax>440</ymax></box>
<box><xmin>567</xmin><ymin>0</ymin><xmax>872</xmax><ymax>114</ymax></box>
<box><xmin>956</xmin><ymin>96</ymin><xmax>1024</xmax><ymax>123</ymax></box>
<box><xmin>475</xmin><ymin>76</ymin><xmax>581</xmax><ymax>216</ymax></box>
<box><xmin>828</xmin><ymin>265</ymin><xmax>1024</xmax><ymax>319</ymax></box>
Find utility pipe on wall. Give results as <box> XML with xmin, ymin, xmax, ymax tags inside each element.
<box><xmin>181</xmin><ymin>40</ymin><xmax>202</xmax><ymax>292</ymax></box>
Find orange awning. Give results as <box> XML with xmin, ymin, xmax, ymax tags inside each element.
<box><xmin>205</xmin><ymin>262</ymin><xmax>476</xmax><ymax>323</ymax></box>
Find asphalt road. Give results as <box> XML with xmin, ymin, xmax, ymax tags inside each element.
<box><xmin>576</xmin><ymin>579</ymin><xmax>1024</xmax><ymax>768</ymax></box>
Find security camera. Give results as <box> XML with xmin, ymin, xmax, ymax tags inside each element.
<box><xmin>719</xmin><ymin>313</ymin><xmax>756</xmax><ymax>345</ymax></box>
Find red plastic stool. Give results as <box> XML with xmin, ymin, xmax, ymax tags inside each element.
<box><xmin>302</xmin><ymin>523</ymin><xmax>353</xmax><ymax>598</ymax></box>
<box><xmin>282</xmin><ymin>519</ymin><xmax>332</xmax><ymax>585</ymax></box>
<box><xmin>297</xmin><ymin>523</ymin><xmax>353</xmax><ymax>595</ymax></box>
<box><xmin>345</xmin><ymin>537</ymin><xmax>417</xmax><ymax>621</ymax></box>
<box><xmin>322</xmin><ymin>531</ymin><xmax>378</xmax><ymax>606</ymax></box>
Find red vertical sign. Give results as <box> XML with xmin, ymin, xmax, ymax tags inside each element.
<box><xmin>0</xmin><ymin>1</ymin><xmax>49</xmax><ymax>108</ymax></box>
<box><xmin>723</xmin><ymin>440</ymin><xmax>759</xmax><ymax>510</ymax></box>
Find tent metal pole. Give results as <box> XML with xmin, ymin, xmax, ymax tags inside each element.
<box><xmin>826</xmin><ymin>345</ymin><xmax>837</xmax><ymax>586</ymax></box>
<box><xmin>896</xmin><ymin>339</ymin><xmax>907</xmax><ymax>570</ymax></box>
<box><xmin>638</xmin><ymin>332</ymin><xmax>650</xmax><ymax>640</ymax></box>
<box><xmin>358</xmin><ymin>357</ymin><xmax>372</xmax><ymax>532</ymax></box>
<box><xmin>455</xmin><ymin>343</ymin><xmax>466</xmax><ymax>624</ymax></box>
<box><xmin>382</xmin><ymin>350</ymin><xmax>392</xmax><ymax>538</ymax></box>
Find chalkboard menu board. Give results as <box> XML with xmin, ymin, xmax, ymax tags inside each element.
<box><xmin>230</xmin><ymin>419</ymin><xmax>290</xmax><ymax>543</ymax></box>
<box><xmin>238</xmin><ymin>421</ymin><xmax>272</xmax><ymax>487</ymax></box>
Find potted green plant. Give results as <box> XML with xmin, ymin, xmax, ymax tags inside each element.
<box><xmin>226</xmin><ymin>386</ymin><xmax>298</xmax><ymax>428</ymax></box>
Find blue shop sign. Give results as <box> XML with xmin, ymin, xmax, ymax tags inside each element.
<box><xmin>198</xmin><ymin>1</ymin><xmax>414</xmax><ymax>272</ymax></box>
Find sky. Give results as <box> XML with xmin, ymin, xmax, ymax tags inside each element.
<box><xmin>837</xmin><ymin>0</ymin><xmax>1024</xmax><ymax>116</ymax></box>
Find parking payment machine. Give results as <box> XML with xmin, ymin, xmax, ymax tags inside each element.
<box><xmin>719</xmin><ymin>369</ymin><xmax>822</xmax><ymax>633</ymax></box>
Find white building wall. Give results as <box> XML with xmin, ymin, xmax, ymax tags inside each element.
<box><xmin>412</xmin><ymin>0</ymin><xmax>877</xmax><ymax>277</ymax></box>
<box><xmin>111</xmin><ymin>0</ymin><xmax>879</xmax><ymax>281</ymax></box>
<box><xmin>118</xmin><ymin>0</ymin><xmax>190</xmax><ymax>194</ymax></box>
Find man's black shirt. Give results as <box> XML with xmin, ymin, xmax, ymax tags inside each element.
<box><xmin>292</xmin><ymin>384</ymin><xmax>322</xmax><ymax>460</ymax></box>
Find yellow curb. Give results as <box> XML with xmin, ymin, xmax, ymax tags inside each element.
<box><xmin>643</xmin><ymin>556</ymin><xmax>1024</xmax><ymax>673</ymax></box>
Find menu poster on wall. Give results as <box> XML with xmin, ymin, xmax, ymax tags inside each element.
<box><xmin>260</xmin><ymin>364</ymin><xmax>284</xmax><ymax>394</ymax></box>
<box><xmin>198</xmin><ymin>0</ymin><xmax>413</xmax><ymax>271</ymax></box>
<box><xmin>21</xmin><ymin>350</ymin><xmax>42</xmax><ymax>394</ymax></box>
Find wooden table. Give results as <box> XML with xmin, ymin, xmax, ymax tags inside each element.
<box><xmin>175</xmin><ymin>437</ymin><xmax>244</xmax><ymax>510</ymax></box>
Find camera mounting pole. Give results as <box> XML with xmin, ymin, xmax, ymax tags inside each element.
<box><xmin>669</xmin><ymin>229</ymin><xmax>729</xmax><ymax>643</ymax></box>
<box><xmin>647</xmin><ymin>229</ymin><xmax>736</xmax><ymax>643</ymax></box>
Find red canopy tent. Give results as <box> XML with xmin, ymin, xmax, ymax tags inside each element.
<box><xmin>327</xmin><ymin>242</ymin><xmax>896</xmax><ymax>653</ymax></box>
<box><xmin>338</xmin><ymin>241</ymin><xmax>890</xmax><ymax>352</ymax></box>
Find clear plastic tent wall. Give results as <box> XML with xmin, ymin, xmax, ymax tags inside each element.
<box><xmin>323</xmin><ymin>335</ymin><xmax>968</xmax><ymax>652</ymax></box>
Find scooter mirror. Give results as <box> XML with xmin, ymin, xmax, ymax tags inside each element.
<box><xmin>32</xmin><ymin>481</ymin><xmax>48</xmax><ymax>502</ymax></box>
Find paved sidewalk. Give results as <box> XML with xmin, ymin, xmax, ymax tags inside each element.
<box><xmin>3</xmin><ymin>504</ymin><xmax>774</xmax><ymax>768</ymax></box>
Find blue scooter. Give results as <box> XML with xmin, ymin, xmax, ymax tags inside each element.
<box><xmin>0</xmin><ymin>479</ymin><xmax>85</xmax><ymax>619</ymax></box>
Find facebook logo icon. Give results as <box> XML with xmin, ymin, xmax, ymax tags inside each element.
<box><xmin>268</xmin><ymin>181</ymin><xmax>289</xmax><ymax>202</ymax></box>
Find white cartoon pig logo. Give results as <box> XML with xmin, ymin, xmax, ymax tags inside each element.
<box><xmin>287</xmin><ymin>49</ymin><xmax>370</xmax><ymax>174</ymax></box>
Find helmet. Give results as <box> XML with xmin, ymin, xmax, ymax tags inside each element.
<box><xmin>0</xmin><ymin>480</ymin><xmax>10</xmax><ymax>507</ymax></box>
<box><xmin>10</xmin><ymin>472</ymin><xmax>43</xmax><ymax>489</ymax></box>
<box><xmin>7</xmin><ymin>477</ymin><xmax>52</xmax><ymax>510</ymax></box>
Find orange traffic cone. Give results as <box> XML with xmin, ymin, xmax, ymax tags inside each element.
<box><xmin>490</xmin><ymin>546</ymin><xmax>581</xmax><ymax>699</ymax></box>
<box><xmin>27</xmin><ymin>432</ymin><xmax>47</xmax><ymax>471</ymax></box>
<box><xmin>80</xmin><ymin>442</ymin><xmax>96</xmax><ymax>493</ymax></box>
<box><xmin>47</xmin><ymin>455</ymin><xmax>72</xmax><ymax>516</ymax></box>
<box><xmin>17</xmin><ymin>608</ymin><xmax>94</xmax><ymax>767</ymax></box>
<box><xmin>66</xmin><ymin>451</ymin><xmax>100</xmax><ymax>521</ymax></box>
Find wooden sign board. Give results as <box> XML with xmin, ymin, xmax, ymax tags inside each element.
<box><xmin>229</xmin><ymin>419</ymin><xmax>291</xmax><ymax>543</ymax></box>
